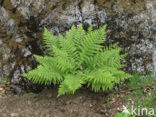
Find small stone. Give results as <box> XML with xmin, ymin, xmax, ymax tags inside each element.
<box><xmin>89</xmin><ymin>104</ymin><xmax>93</xmax><ymax>107</ymax></box>
<box><xmin>47</xmin><ymin>93</ymin><xmax>52</xmax><ymax>98</ymax></box>
<box><xmin>27</xmin><ymin>100</ymin><xmax>31</xmax><ymax>105</ymax></box>
<box><xmin>10</xmin><ymin>113</ymin><xmax>18</xmax><ymax>117</ymax></box>
<box><xmin>0</xmin><ymin>88</ymin><xmax>5</xmax><ymax>93</ymax></box>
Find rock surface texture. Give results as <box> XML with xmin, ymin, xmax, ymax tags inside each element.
<box><xmin>0</xmin><ymin>0</ymin><xmax>156</xmax><ymax>90</ymax></box>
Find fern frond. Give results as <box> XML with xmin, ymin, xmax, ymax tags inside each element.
<box><xmin>43</xmin><ymin>27</ymin><xmax>60</xmax><ymax>55</ymax></box>
<box><xmin>84</xmin><ymin>43</ymin><xmax>126</xmax><ymax>69</ymax></box>
<box><xmin>78</xmin><ymin>25</ymin><xmax>107</xmax><ymax>65</ymax></box>
<box><xmin>84</xmin><ymin>67</ymin><xmax>131</xmax><ymax>91</ymax></box>
<box><xmin>21</xmin><ymin>55</ymin><xmax>63</xmax><ymax>85</ymax></box>
<box><xmin>66</xmin><ymin>24</ymin><xmax>86</xmax><ymax>48</ymax></box>
<box><xmin>58</xmin><ymin>74</ymin><xmax>85</xmax><ymax>96</ymax></box>
<box><xmin>59</xmin><ymin>34</ymin><xmax>79</xmax><ymax>64</ymax></box>
<box><xmin>52</xmin><ymin>46</ymin><xmax>76</xmax><ymax>73</ymax></box>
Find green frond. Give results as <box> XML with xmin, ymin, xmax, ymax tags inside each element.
<box><xmin>78</xmin><ymin>25</ymin><xmax>107</xmax><ymax>65</ymax></box>
<box><xmin>33</xmin><ymin>55</ymin><xmax>54</xmax><ymax>65</ymax></box>
<box><xmin>43</xmin><ymin>27</ymin><xmax>59</xmax><ymax>55</ymax></box>
<box><xmin>84</xmin><ymin>43</ymin><xmax>126</xmax><ymax>69</ymax></box>
<box><xmin>84</xmin><ymin>67</ymin><xmax>131</xmax><ymax>92</ymax></box>
<box><xmin>58</xmin><ymin>74</ymin><xmax>85</xmax><ymax>96</ymax></box>
<box><xmin>52</xmin><ymin>46</ymin><xmax>76</xmax><ymax>73</ymax></box>
<box><xmin>66</xmin><ymin>24</ymin><xmax>86</xmax><ymax>47</ymax></box>
<box><xmin>21</xmin><ymin>65</ymin><xmax>63</xmax><ymax>85</ymax></box>
<box><xmin>88</xmin><ymin>25</ymin><xmax>93</xmax><ymax>33</ymax></box>
<box><xmin>21</xmin><ymin>55</ymin><xmax>63</xmax><ymax>85</ymax></box>
<box><xmin>59</xmin><ymin>33</ymin><xmax>79</xmax><ymax>62</ymax></box>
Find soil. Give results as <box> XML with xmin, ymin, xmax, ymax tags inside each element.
<box><xmin>0</xmin><ymin>86</ymin><xmax>126</xmax><ymax>117</ymax></box>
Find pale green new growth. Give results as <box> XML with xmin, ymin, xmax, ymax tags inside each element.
<box><xmin>21</xmin><ymin>24</ymin><xmax>131</xmax><ymax>96</ymax></box>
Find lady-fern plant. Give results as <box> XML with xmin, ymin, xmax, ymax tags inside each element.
<box><xmin>21</xmin><ymin>24</ymin><xmax>131</xmax><ymax>96</ymax></box>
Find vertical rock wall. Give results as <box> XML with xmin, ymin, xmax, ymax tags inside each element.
<box><xmin>0</xmin><ymin>0</ymin><xmax>155</xmax><ymax>91</ymax></box>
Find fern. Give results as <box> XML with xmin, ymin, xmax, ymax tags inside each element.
<box><xmin>21</xmin><ymin>24</ymin><xmax>131</xmax><ymax>96</ymax></box>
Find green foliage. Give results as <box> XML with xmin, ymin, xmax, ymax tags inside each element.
<box><xmin>21</xmin><ymin>24</ymin><xmax>131</xmax><ymax>96</ymax></box>
<box><xmin>123</xmin><ymin>73</ymin><xmax>156</xmax><ymax>116</ymax></box>
<box><xmin>2</xmin><ymin>77</ymin><xmax>8</xmax><ymax>85</ymax></box>
<box><xmin>123</xmin><ymin>73</ymin><xmax>156</xmax><ymax>100</ymax></box>
<box><xmin>22</xmin><ymin>93</ymin><xmax>34</xmax><ymax>98</ymax></box>
<box><xmin>114</xmin><ymin>112</ymin><xmax>135</xmax><ymax>117</ymax></box>
<box><xmin>127</xmin><ymin>73</ymin><xmax>155</xmax><ymax>89</ymax></box>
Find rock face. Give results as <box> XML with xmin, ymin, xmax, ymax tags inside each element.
<box><xmin>0</xmin><ymin>0</ymin><xmax>156</xmax><ymax>90</ymax></box>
